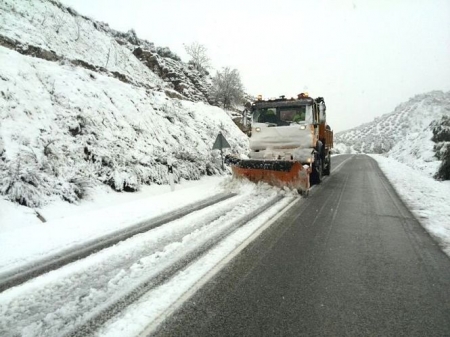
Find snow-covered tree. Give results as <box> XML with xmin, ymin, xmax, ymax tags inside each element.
<box><xmin>210</xmin><ymin>67</ymin><xmax>244</xmax><ymax>110</ymax></box>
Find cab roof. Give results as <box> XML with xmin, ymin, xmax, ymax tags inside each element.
<box><xmin>252</xmin><ymin>97</ymin><xmax>314</xmax><ymax>109</ymax></box>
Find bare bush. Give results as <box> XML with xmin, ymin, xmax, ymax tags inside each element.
<box><xmin>184</xmin><ymin>42</ymin><xmax>210</xmax><ymax>72</ymax></box>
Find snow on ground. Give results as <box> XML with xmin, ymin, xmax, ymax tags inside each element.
<box><xmin>0</xmin><ymin>176</ymin><xmax>232</xmax><ymax>272</ymax></box>
<box><xmin>0</xmin><ymin>198</ymin><xmax>41</xmax><ymax>231</ymax></box>
<box><xmin>0</xmin><ymin>176</ymin><xmax>296</xmax><ymax>337</ymax></box>
<box><xmin>371</xmin><ymin>155</ymin><xmax>450</xmax><ymax>256</ymax></box>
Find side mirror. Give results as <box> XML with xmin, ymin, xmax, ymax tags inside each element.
<box><xmin>319</xmin><ymin>103</ymin><xmax>326</xmax><ymax>123</ymax></box>
<box><xmin>242</xmin><ymin>109</ymin><xmax>248</xmax><ymax>126</ymax></box>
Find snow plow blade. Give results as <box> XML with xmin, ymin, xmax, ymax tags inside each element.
<box><xmin>225</xmin><ymin>157</ymin><xmax>310</xmax><ymax>192</ymax></box>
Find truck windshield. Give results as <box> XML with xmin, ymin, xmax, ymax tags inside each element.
<box><xmin>253</xmin><ymin>105</ymin><xmax>312</xmax><ymax>126</ymax></box>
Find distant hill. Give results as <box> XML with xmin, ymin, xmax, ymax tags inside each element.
<box><xmin>0</xmin><ymin>0</ymin><xmax>249</xmax><ymax>207</ymax></box>
<box><xmin>334</xmin><ymin>91</ymin><xmax>450</xmax><ymax>179</ymax></box>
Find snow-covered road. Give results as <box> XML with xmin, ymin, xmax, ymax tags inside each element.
<box><xmin>0</xmin><ymin>179</ymin><xmax>297</xmax><ymax>337</ymax></box>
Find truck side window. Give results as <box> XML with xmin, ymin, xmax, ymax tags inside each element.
<box><xmin>293</xmin><ymin>110</ymin><xmax>306</xmax><ymax>122</ymax></box>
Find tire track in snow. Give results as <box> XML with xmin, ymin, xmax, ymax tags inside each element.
<box><xmin>60</xmin><ymin>194</ymin><xmax>284</xmax><ymax>337</ymax></box>
<box><xmin>0</xmin><ymin>192</ymin><xmax>236</xmax><ymax>293</ymax></box>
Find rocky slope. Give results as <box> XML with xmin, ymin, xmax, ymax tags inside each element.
<box><xmin>0</xmin><ymin>0</ymin><xmax>213</xmax><ymax>102</ymax></box>
<box><xmin>0</xmin><ymin>0</ymin><xmax>249</xmax><ymax>207</ymax></box>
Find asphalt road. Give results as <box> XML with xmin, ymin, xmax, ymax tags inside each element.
<box><xmin>153</xmin><ymin>155</ymin><xmax>450</xmax><ymax>337</ymax></box>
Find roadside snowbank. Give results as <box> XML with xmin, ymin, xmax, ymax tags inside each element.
<box><xmin>371</xmin><ymin>155</ymin><xmax>450</xmax><ymax>255</ymax></box>
<box><xmin>0</xmin><ymin>176</ymin><xmax>231</xmax><ymax>271</ymax></box>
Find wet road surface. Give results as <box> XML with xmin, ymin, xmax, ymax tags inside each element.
<box><xmin>153</xmin><ymin>155</ymin><xmax>450</xmax><ymax>337</ymax></box>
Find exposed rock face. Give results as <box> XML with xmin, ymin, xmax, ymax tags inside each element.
<box><xmin>0</xmin><ymin>35</ymin><xmax>59</xmax><ymax>61</ymax></box>
<box><xmin>95</xmin><ymin>22</ymin><xmax>213</xmax><ymax>103</ymax></box>
<box><xmin>132</xmin><ymin>47</ymin><xmax>212</xmax><ymax>103</ymax></box>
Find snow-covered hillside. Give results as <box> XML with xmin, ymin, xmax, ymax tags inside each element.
<box><xmin>334</xmin><ymin>91</ymin><xmax>450</xmax><ymax>178</ymax></box>
<box><xmin>0</xmin><ymin>0</ymin><xmax>249</xmax><ymax>208</ymax></box>
<box><xmin>0</xmin><ymin>0</ymin><xmax>213</xmax><ymax>102</ymax></box>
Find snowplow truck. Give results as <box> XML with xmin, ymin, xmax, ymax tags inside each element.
<box><xmin>226</xmin><ymin>93</ymin><xmax>333</xmax><ymax>194</ymax></box>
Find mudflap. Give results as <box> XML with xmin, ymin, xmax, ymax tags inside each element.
<box><xmin>310</xmin><ymin>159</ymin><xmax>323</xmax><ymax>186</ymax></box>
<box><xmin>227</xmin><ymin>158</ymin><xmax>310</xmax><ymax>193</ymax></box>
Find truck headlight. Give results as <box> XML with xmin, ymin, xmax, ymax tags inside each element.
<box><xmin>255</xmin><ymin>127</ymin><xmax>261</xmax><ymax>132</ymax></box>
<box><xmin>299</xmin><ymin>125</ymin><xmax>306</xmax><ymax>130</ymax></box>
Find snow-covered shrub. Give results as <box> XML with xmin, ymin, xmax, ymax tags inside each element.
<box><xmin>108</xmin><ymin>168</ymin><xmax>140</xmax><ymax>192</ymax></box>
<box><xmin>432</xmin><ymin>116</ymin><xmax>450</xmax><ymax>180</ymax></box>
<box><xmin>431</xmin><ymin>115</ymin><xmax>450</xmax><ymax>143</ymax></box>
<box><xmin>55</xmin><ymin>176</ymin><xmax>94</xmax><ymax>203</ymax></box>
<box><xmin>156</xmin><ymin>47</ymin><xmax>181</xmax><ymax>62</ymax></box>
<box><xmin>0</xmin><ymin>132</ymin><xmax>4</xmax><ymax>156</ymax></box>
<box><xmin>0</xmin><ymin>148</ymin><xmax>49</xmax><ymax>207</ymax></box>
<box><xmin>205</xmin><ymin>161</ymin><xmax>220</xmax><ymax>175</ymax></box>
<box><xmin>434</xmin><ymin>144</ymin><xmax>450</xmax><ymax>180</ymax></box>
<box><xmin>0</xmin><ymin>143</ymin><xmax>96</xmax><ymax>206</ymax></box>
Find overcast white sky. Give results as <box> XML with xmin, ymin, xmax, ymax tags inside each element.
<box><xmin>60</xmin><ymin>0</ymin><xmax>450</xmax><ymax>132</ymax></box>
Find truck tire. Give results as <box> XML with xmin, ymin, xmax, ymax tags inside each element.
<box><xmin>323</xmin><ymin>154</ymin><xmax>331</xmax><ymax>176</ymax></box>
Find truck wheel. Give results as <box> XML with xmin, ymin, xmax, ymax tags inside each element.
<box><xmin>323</xmin><ymin>154</ymin><xmax>331</xmax><ymax>176</ymax></box>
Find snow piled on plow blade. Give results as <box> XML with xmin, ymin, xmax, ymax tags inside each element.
<box><xmin>226</xmin><ymin>157</ymin><xmax>310</xmax><ymax>192</ymax></box>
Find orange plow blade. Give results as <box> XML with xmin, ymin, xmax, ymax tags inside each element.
<box><xmin>227</xmin><ymin>158</ymin><xmax>310</xmax><ymax>192</ymax></box>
